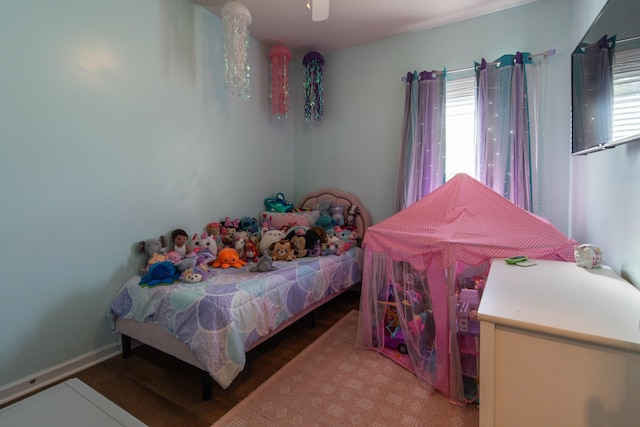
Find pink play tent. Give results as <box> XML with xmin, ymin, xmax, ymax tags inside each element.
<box><xmin>356</xmin><ymin>174</ymin><xmax>578</xmax><ymax>403</ymax></box>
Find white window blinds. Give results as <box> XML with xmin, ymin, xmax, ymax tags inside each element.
<box><xmin>613</xmin><ymin>46</ymin><xmax>640</xmax><ymax>141</ymax></box>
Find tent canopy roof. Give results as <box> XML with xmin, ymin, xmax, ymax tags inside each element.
<box><xmin>364</xmin><ymin>174</ymin><xmax>577</xmax><ymax>269</ymax></box>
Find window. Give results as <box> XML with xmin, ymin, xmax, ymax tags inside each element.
<box><xmin>613</xmin><ymin>46</ymin><xmax>640</xmax><ymax>141</ymax></box>
<box><xmin>445</xmin><ymin>75</ymin><xmax>476</xmax><ymax>181</ymax></box>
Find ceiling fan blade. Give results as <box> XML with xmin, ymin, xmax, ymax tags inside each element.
<box><xmin>312</xmin><ymin>0</ymin><xmax>329</xmax><ymax>22</ymax></box>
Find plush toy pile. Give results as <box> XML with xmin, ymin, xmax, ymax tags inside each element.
<box><xmin>135</xmin><ymin>192</ymin><xmax>361</xmax><ymax>286</ymax></box>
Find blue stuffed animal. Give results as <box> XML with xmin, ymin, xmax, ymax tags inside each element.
<box><xmin>315</xmin><ymin>211</ymin><xmax>334</xmax><ymax>232</ymax></box>
<box><xmin>332</xmin><ymin>203</ymin><xmax>344</xmax><ymax>227</ymax></box>
<box><xmin>139</xmin><ymin>261</ymin><xmax>180</xmax><ymax>287</ymax></box>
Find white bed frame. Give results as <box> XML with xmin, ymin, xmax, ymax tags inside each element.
<box><xmin>115</xmin><ymin>188</ymin><xmax>371</xmax><ymax>400</ymax></box>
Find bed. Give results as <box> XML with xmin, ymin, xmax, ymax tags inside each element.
<box><xmin>109</xmin><ymin>188</ymin><xmax>372</xmax><ymax>400</ymax></box>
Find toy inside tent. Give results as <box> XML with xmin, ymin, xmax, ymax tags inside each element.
<box><xmin>355</xmin><ymin>174</ymin><xmax>578</xmax><ymax>405</ymax></box>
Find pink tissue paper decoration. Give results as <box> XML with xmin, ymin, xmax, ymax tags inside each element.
<box><xmin>268</xmin><ymin>45</ymin><xmax>291</xmax><ymax>119</ymax></box>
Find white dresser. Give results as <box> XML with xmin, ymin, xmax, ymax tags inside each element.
<box><xmin>478</xmin><ymin>259</ymin><xmax>640</xmax><ymax>427</ymax></box>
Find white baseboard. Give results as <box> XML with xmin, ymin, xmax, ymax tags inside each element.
<box><xmin>0</xmin><ymin>343</ymin><xmax>121</xmax><ymax>406</ymax></box>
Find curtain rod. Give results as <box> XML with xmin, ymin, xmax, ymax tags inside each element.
<box><xmin>583</xmin><ymin>35</ymin><xmax>640</xmax><ymax>49</ymax></box>
<box><xmin>401</xmin><ymin>48</ymin><xmax>555</xmax><ymax>81</ymax></box>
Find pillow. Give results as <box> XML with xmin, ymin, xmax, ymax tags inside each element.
<box><xmin>261</xmin><ymin>211</ymin><xmax>321</xmax><ymax>230</ymax></box>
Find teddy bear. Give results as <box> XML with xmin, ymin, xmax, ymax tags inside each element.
<box><xmin>270</xmin><ymin>239</ymin><xmax>295</xmax><ymax>261</ymax></box>
<box><xmin>180</xmin><ymin>268</ymin><xmax>203</xmax><ymax>283</ymax></box>
<box><xmin>137</xmin><ymin>236</ymin><xmax>168</xmax><ymax>276</ymax></box>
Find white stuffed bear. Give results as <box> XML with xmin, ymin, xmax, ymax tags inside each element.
<box><xmin>259</xmin><ymin>228</ymin><xmax>286</xmax><ymax>255</ymax></box>
<box><xmin>191</xmin><ymin>232</ymin><xmax>218</xmax><ymax>257</ymax></box>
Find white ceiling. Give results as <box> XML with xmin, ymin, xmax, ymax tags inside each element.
<box><xmin>192</xmin><ymin>0</ymin><xmax>537</xmax><ymax>59</ymax></box>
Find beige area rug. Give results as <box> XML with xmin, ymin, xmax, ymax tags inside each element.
<box><xmin>213</xmin><ymin>310</ymin><xmax>478</xmax><ymax>427</ymax></box>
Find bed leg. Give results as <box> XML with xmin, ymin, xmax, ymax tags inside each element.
<box><xmin>202</xmin><ymin>372</ymin><xmax>213</xmax><ymax>401</ymax></box>
<box><xmin>121</xmin><ymin>334</ymin><xmax>132</xmax><ymax>359</ymax></box>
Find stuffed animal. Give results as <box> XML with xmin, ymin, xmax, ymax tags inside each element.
<box><xmin>180</xmin><ymin>268</ymin><xmax>203</xmax><ymax>283</ymax></box>
<box><xmin>574</xmin><ymin>244</ymin><xmax>604</xmax><ymax>269</ymax></box>
<box><xmin>192</xmin><ymin>249</ymin><xmax>216</xmax><ymax>270</ymax></box>
<box><xmin>264</xmin><ymin>192</ymin><xmax>295</xmax><ymax>212</ymax></box>
<box><xmin>308</xmin><ymin>226</ymin><xmax>328</xmax><ymax>246</ymax></box>
<box><xmin>259</xmin><ymin>228</ymin><xmax>286</xmax><ymax>255</ymax></box>
<box><xmin>166</xmin><ymin>251</ymin><xmax>197</xmax><ymax>273</ymax></box>
<box><xmin>323</xmin><ymin>235</ymin><xmax>344</xmax><ymax>256</ymax></box>
<box><xmin>146</xmin><ymin>253</ymin><xmax>168</xmax><ymax>270</ymax></box>
<box><xmin>170</xmin><ymin>229</ymin><xmax>190</xmax><ymax>257</ymax></box>
<box><xmin>137</xmin><ymin>236</ymin><xmax>168</xmax><ymax>276</ymax></box>
<box><xmin>191</xmin><ymin>232</ymin><xmax>218</xmax><ymax>257</ymax></box>
<box><xmin>221</xmin><ymin>226</ymin><xmax>236</xmax><ymax>247</ymax></box>
<box><xmin>139</xmin><ymin>261</ymin><xmax>179</xmax><ymax>286</ymax></box>
<box><xmin>315</xmin><ymin>211</ymin><xmax>335</xmax><ymax>232</ymax></box>
<box><xmin>222</xmin><ymin>217</ymin><xmax>240</xmax><ymax>229</ymax></box>
<box><xmin>206</xmin><ymin>222</ymin><xmax>222</xmax><ymax>243</ymax></box>
<box><xmin>239</xmin><ymin>217</ymin><xmax>260</xmax><ymax>234</ymax></box>
<box><xmin>249</xmin><ymin>254</ymin><xmax>278</xmax><ymax>272</ymax></box>
<box><xmin>233</xmin><ymin>231</ymin><xmax>249</xmax><ymax>260</ymax></box>
<box><xmin>332</xmin><ymin>203</ymin><xmax>344</xmax><ymax>227</ymax></box>
<box><xmin>244</xmin><ymin>240</ymin><xmax>260</xmax><ymax>263</ymax></box>
<box><xmin>270</xmin><ymin>239</ymin><xmax>295</xmax><ymax>261</ymax></box>
<box><xmin>289</xmin><ymin>235</ymin><xmax>307</xmax><ymax>258</ymax></box>
<box><xmin>211</xmin><ymin>248</ymin><xmax>247</xmax><ymax>269</ymax></box>
<box><xmin>316</xmin><ymin>200</ymin><xmax>332</xmax><ymax>215</ymax></box>
<box><xmin>308</xmin><ymin>242</ymin><xmax>322</xmax><ymax>257</ymax></box>
<box><xmin>346</xmin><ymin>205</ymin><xmax>360</xmax><ymax>228</ymax></box>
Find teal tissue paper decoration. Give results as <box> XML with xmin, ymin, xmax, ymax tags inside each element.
<box><xmin>303</xmin><ymin>51</ymin><xmax>324</xmax><ymax>122</ymax></box>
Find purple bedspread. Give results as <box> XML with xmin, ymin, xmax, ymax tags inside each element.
<box><xmin>108</xmin><ymin>248</ymin><xmax>363</xmax><ymax>388</ymax></box>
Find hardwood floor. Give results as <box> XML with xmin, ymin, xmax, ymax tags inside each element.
<box><xmin>1</xmin><ymin>290</ymin><xmax>361</xmax><ymax>427</ymax></box>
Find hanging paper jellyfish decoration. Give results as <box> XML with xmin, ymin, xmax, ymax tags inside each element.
<box><xmin>221</xmin><ymin>2</ymin><xmax>252</xmax><ymax>100</ymax></box>
<box><xmin>268</xmin><ymin>45</ymin><xmax>291</xmax><ymax>119</ymax></box>
<box><xmin>303</xmin><ymin>51</ymin><xmax>325</xmax><ymax>122</ymax></box>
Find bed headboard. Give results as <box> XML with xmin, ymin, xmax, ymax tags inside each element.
<box><xmin>298</xmin><ymin>188</ymin><xmax>372</xmax><ymax>239</ymax></box>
